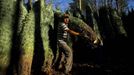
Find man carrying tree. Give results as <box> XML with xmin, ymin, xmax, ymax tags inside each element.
<box><xmin>56</xmin><ymin>13</ymin><xmax>81</xmax><ymax>74</ymax></box>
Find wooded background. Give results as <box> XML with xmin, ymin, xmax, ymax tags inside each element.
<box><xmin>0</xmin><ymin>0</ymin><xmax>132</xmax><ymax>75</ymax></box>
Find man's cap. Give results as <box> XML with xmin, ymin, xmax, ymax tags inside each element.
<box><xmin>63</xmin><ymin>14</ymin><xmax>69</xmax><ymax>18</ymax></box>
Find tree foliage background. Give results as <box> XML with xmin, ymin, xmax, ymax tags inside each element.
<box><xmin>0</xmin><ymin>0</ymin><xmax>133</xmax><ymax>75</ymax></box>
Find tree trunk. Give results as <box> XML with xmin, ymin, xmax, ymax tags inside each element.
<box><xmin>16</xmin><ymin>0</ymin><xmax>35</xmax><ymax>73</ymax></box>
<box><xmin>39</xmin><ymin>0</ymin><xmax>54</xmax><ymax>74</ymax></box>
<box><xmin>18</xmin><ymin>11</ymin><xmax>35</xmax><ymax>75</ymax></box>
<box><xmin>10</xmin><ymin>0</ymin><xmax>35</xmax><ymax>75</ymax></box>
<box><xmin>0</xmin><ymin>0</ymin><xmax>15</xmax><ymax>74</ymax></box>
<box><xmin>109</xmin><ymin>9</ymin><xmax>127</xmax><ymax>37</ymax></box>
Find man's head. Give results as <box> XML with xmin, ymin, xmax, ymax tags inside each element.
<box><xmin>63</xmin><ymin>14</ymin><xmax>70</xmax><ymax>24</ymax></box>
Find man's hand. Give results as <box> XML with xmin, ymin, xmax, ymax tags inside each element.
<box><xmin>79</xmin><ymin>33</ymin><xmax>83</xmax><ymax>36</ymax></box>
<box><xmin>79</xmin><ymin>30</ymin><xmax>85</xmax><ymax>37</ymax></box>
<box><xmin>67</xmin><ymin>29</ymin><xmax>80</xmax><ymax>36</ymax></box>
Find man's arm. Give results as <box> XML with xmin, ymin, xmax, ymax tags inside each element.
<box><xmin>61</xmin><ymin>23</ymin><xmax>80</xmax><ymax>36</ymax></box>
<box><xmin>66</xmin><ymin>29</ymin><xmax>80</xmax><ymax>36</ymax></box>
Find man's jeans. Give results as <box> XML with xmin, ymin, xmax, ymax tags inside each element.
<box><xmin>58</xmin><ymin>40</ymin><xmax>73</xmax><ymax>74</ymax></box>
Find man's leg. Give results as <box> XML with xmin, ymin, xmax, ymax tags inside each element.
<box><xmin>58</xmin><ymin>40</ymin><xmax>73</xmax><ymax>74</ymax></box>
<box><xmin>58</xmin><ymin>47</ymin><xmax>65</xmax><ymax>70</ymax></box>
